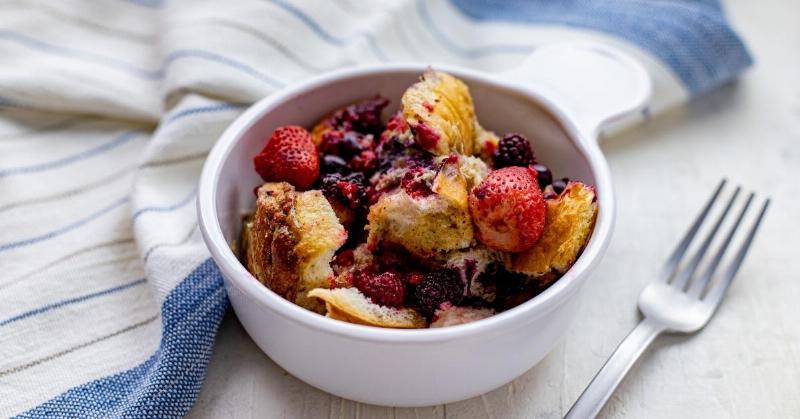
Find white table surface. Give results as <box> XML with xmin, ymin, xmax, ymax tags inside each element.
<box><xmin>188</xmin><ymin>1</ymin><xmax>800</xmax><ymax>417</ymax></box>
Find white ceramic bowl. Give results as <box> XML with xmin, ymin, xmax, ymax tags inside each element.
<box><xmin>197</xmin><ymin>42</ymin><xmax>651</xmax><ymax>407</ymax></box>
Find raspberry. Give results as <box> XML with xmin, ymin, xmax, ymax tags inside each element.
<box><xmin>493</xmin><ymin>133</ymin><xmax>535</xmax><ymax>168</ymax></box>
<box><xmin>353</xmin><ymin>271</ymin><xmax>406</xmax><ymax>307</ymax></box>
<box><xmin>332</xmin><ymin>249</ymin><xmax>354</xmax><ymax>268</ymax></box>
<box><xmin>380</xmin><ymin>111</ymin><xmax>409</xmax><ymax>145</ymax></box>
<box><xmin>412</xmin><ymin>123</ymin><xmax>440</xmax><ymax>150</ymax></box>
<box><xmin>469</xmin><ymin>166</ymin><xmax>546</xmax><ymax>252</ymax></box>
<box><xmin>405</xmin><ymin>272</ymin><xmax>425</xmax><ymax>285</ymax></box>
<box><xmin>413</xmin><ymin>269</ymin><xmax>464</xmax><ymax>316</ymax></box>
<box><xmin>349</xmin><ymin>150</ymin><xmax>377</xmax><ymax>172</ymax></box>
<box><xmin>253</xmin><ymin>125</ymin><xmax>319</xmax><ymax>189</ymax></box>
<box><xmin>400</xmin><ymin>167</ymin><xmax>433</xmax><ymax>198</ymax></box>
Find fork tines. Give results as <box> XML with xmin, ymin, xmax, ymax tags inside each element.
<box><xmin>661</xmin><ymin>179</ymin><xmax>770</xmax><ymax>304</ymax></box>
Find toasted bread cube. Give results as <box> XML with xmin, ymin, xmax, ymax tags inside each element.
<box><xmin>367</xmin><ymin>159</ymin><xmax>473</xmax><ymax>256</ymax></box>
<box><xmin>402</xmin><ymin>70</ymin><xmax>476</xmax><ymax>156</ymax></box>
<box><xmin>512</xmin><ymin>182</ymin><xmax>597</xmax><ymax>277</ymax></box>
<box><xmin>244</xmin><ymin>182</ymin><xmax>347</xmax><ymax>313</ymax></box>
<box><xmin>289</xmin><ymin>190</ymin><xmax>349</xmax><ymax>311</ymax></box>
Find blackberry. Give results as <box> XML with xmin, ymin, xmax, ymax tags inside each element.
<box><xmin>461</xmin><ymin>296</ymin><xmax>493</xmax><ymax>309</ymax></box>
<box><xmin>353</xmin><ymin>271</ymin><xmax>405</xmax><ymax>307</ymax></box>
<box><xmin>413</xmin><ymin>269</ymin><xmax>464</xmax><ymax>316</ymax></box>
<box><xmin>327</xmin><ymin>97</ymin><xmax>389</xmax><ymax>136</ymax></box>
<box><xmin>487</xmin><ymin>264</ymin><xmax>544</xmax><ymax>311</ymax></box>
<box><xmin>320</xmin><ymin>172</ymin><xmax>344</xmax><ymax>198</ymax></box>
<box><xmin>348</xmin><ymin>97</ymin><xmax>389</xmax><ymax>135</ymax></box>
<box><xmin>321</xmin><ymin>154</ymin><xmax>349</xmax><ymax>174</ymax></box>
<box><xmin>375</xmin><ymin>137</ymin><xmax>406</xmax><ymax>172</ymax></box>
<box><xmin>321</xmin><ymin>172</ymin><xmax>367</xmax><ymax>210</ymax></box>
<box><xmin>343</xmin><ymin>171</ymin><xmax>366</xmax><ymax>185</ymax></box>
<box><xmin>341</xmin><ymin>131</ymin><xmax>370</xmax><ymax>158</ymax></box>
<box><xmin>552</xmin><ymin>177</ymin><xmax>570</xmax><ymax>194</ymax></box>
<box><xmin>493</xmin><ymin>133</ymin><xmax>535</xmax><ymax>168</ymax></box>
<box><xmin>531</xmin><ymin>163</ymin><xmax>552</xmax><ymax>187</ymax></box>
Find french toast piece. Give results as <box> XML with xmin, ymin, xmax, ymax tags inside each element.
<box><xmin>245</xmin><ymin>182</ymin><xmax>347</xmax><ymax>313</ymax></box>
<box><xmin>402</xmin><ymin>69</ymin><xmax>476</xmax><ymax>155</ymax></box>
<box><xmin>308</xmin><ymin>288</ymin><xmax>427</xmax><ymax>329</ymax></box>
<box><xmin>290</xmin><ymin>190</ymin><xmax>349</xmax><ymax>311</ymax></box>
<box><xmin>367</xmin><ymin>159</ymin><xmax>473</xmax><ymax>256</ymax></box>
<box><xmin>245</xmin><ymin>182</ymin><xmax>297</xmax><ymax>299</ymax></box>
<box><xmin>511</xmin><ymin>182</ymin><xmax>597</xmax><ymax>278</ymax></box>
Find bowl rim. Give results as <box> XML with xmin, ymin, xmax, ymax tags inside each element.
<box><xmin>197</xmin><ymin>63</ymin><xmax>615</xmax><ymax>344</ymax></box>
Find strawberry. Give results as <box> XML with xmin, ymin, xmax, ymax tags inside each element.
<box><xmin>254</xmin><ymin>125</ymin><xmax>319</xmax><ymax>189</ymax></box>
<box><xmin>468</xmin><ymin>166</ymin><xmax>546</xmax><ymax>252</ymax></box>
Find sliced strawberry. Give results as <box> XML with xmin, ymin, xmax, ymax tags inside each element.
<box><xmin>468</xmin><ymin>166</ymin><xmax>546</xmax><ymax>252</ymax></box>
<box><xmin>254</xmin><ymin>125</ymin><xmax>319</xmax><ymax>189</ymax></box>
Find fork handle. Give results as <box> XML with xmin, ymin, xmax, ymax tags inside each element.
<box><xmin>565</xmin><ymin>317</ymin><xmax>665</xmax><ymax>419</ymax></box>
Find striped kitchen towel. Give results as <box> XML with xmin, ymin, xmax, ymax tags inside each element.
<box><xmin>0</xmin><ymin>0</ymin><xmax>750</xmax><ymax>417</ymax></box>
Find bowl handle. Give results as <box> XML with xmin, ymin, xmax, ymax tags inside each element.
<box><xmin>496</xmin><ymin>41</ymin><xmax>652</xmax><ymax>140</ymax></box>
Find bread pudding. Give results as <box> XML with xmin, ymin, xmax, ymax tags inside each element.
<box><xmin>241</xmin><ymin>69</ymin><xmax>597</xmax><ymax>329</ymax></box>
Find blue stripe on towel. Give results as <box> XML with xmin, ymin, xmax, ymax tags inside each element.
<box><xmin>162</xmin><ymin>49</ymin><xmax>286</xmax><ymax>88</ymax></box>
<box><xmin>121</xmin><ymin>0</ymin><xmax>163</xmax><ymax>8</ymax></box>
<box><xmin>0</xmin><ymin>278</ymin><xmax>147</xmax><ymax>327</ymax></box>
<box><xmin>267</xmin><ymin>0</ymin><xmax>389</xmax><ymax>61</ymax></box>
<box><xmin>0</xmin><ymin>196</ymin><xmax>128</xmax><ymax>253</ymax></box>
<box><xmin>0</xmin><ymin>30</ymin><xmax>161</xmax><ymax>79</ymax></box>
<box><xmin>416</xmin><ymin>0</ymin><xmax>534</xmax><ymax>57</ymax></box>
<box><xmin>16</xmin><ymin>258</ymin><xmax>229</xmax><ymax>419</ymax></box>
<box><xmin>131</xmin><ymin>188</ymin><xmax>197</xmax><ymax>221</ymax></box>
<box><xmin>447</xmin><ymin>0</ymin><xmax>752</xmax><ymax>95</ymax></box>
<box><xmin>163</xmin><ymin>102</ymin><xmax>246</xmax><ymax>124</ymax></box>
<box><xmin>0</xmin><ymin>30</ymin><xmax>286</xmax><ymax>87</ymax></box>
<box><xmin>0</xmin><ymin>131</ymin><xmax>142</xmax><ymax>178</ymax></box>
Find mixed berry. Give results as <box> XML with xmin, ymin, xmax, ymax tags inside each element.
<box><xmin>493</xmin><ymin>133</ymin><xmax>536</xmax><ymax>169</ymax></box>
<box><xmin>243</xmin><ymin>70</ymin><xmax>598</xmax><ymax>329</ymax></box>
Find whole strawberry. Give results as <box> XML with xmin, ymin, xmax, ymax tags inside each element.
<box><xmin>468</xmin><ymin>166</ymin><xmax>546</xmax><ymax>252</ymax></box>
<box><xmin>254</xmin><ymin>125</ymin><xmax>319</xmax><ymax>189</ymax></box>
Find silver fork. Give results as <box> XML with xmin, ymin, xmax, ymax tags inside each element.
<box><xmin>565</xmin><ymin>179</ymin><xmax>770</xmax><ymax>419</ymax></box>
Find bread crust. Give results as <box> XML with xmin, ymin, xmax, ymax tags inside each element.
<box><xmin>402</xmin><ymin>69</ymin><xmax>476</xmax><ymax>155</ymax></box>
<box><xmin>511</xmin><ymin>182</ymin><xmax>597</xmax><ymax>278</ymax></box>
<box><xmin>308</xmin><ymin>288</ymin><xmax>427</xmax><ymax>329</ymax></box>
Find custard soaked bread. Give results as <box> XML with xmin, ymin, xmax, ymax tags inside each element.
<box><xmin>402</xmin><ymin>69</ymin><xmax>476</xmax><ymax>155</ymax></box>
<box><xmin>366</xmin><ymin>156</ymin><xmax>473</xmax><ymax>256</ymax></box>
<box><xmin>244</xmin><ymin>182</ymin><xmax>347</xmax><ymax>313</ymax></box>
